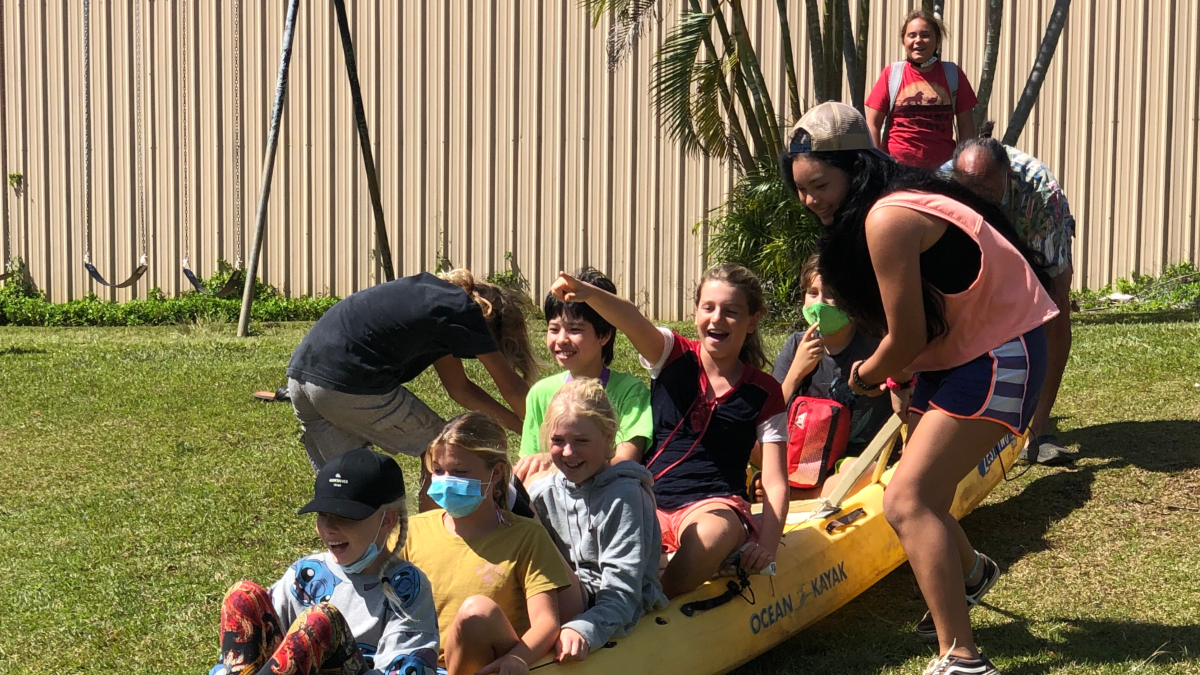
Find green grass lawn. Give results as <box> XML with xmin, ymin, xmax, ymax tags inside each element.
<box><xmin>0</xmin><ymin>315</ymin><xmax>1197</xmax><ymax>675</ymax></box>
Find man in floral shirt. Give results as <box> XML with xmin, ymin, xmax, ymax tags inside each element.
<box><xmin>945</xmin><ymin>134</ymin><xmax>1076</xmax><ymax>465</ymax></box>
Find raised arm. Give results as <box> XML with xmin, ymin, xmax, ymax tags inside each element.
<box><xmin>550</xmin><ymin>272</ymin><xmax>664</xmax><ymax>364</ymax></box>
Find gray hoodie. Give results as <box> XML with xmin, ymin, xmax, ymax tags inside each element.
<box><xmin>528</xmin><ymin>461</ymin><xmax>669</xmax><ymax>651</ymax></box>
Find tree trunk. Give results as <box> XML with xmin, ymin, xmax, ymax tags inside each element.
<box><xmin>776</xmin><ymin>0</ymin><xmax>803</xmax><ymax>120</ymax></box>
<box><xmin>855</xmin><ymin>0</ymin><xmax>870</xmax><ymax>112</ymax></box>
<box><xmin>1003</xmin><ymin>0</ymin><xmax>1071</xmax><ymax>145</ymax></box>
<box><xmin>696</xmin><ymin>0</ymin><xmax>767</xmax><ymax>161</ymax></box>
<box><xmin>840</xmin><ymin>0</ymin><xmax>861</xmax><ymax>109</ymax></box>
<box><xmin>827</xmin><ymin>0</ymin><xmax>843</xmax><ymax>102</ymax></box>
<box><xmin>729</xmin><ymin>0</ymin><xmax>783</xmax><ymax>156</ymax></box>
<box><xmin>820</xmin><ymin>1</ymin><xmax>830</xmax><ymax>102</ymax></box>
<box><xmin>973</xmin><ymin>0</ymin><xmax>1004</xmax><ymax>128</ymax></box>
<box><xmin>804</xmin><ymin>0</ymin><xmax>826</xmax><ymax>101</ymax></box>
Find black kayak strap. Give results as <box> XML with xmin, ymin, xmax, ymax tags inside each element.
<box><xmin>680</xmin><ymin>572</ymin><xmax>755</xmax><ymax>617</ymax></box>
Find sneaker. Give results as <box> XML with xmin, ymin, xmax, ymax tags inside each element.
<box><xmin>1017</xmin><ymin>435</ymin><xmax>1076</xmax><ymax>465</ymax></box>
<box><xmin>916</xmin><ymin>553</ymin><xmax>1000</xmax><ymax>642</ymax></box>
<box><xmin>923</xmin><ymin>652</ymin><xmax>1001</xmax><ymax>675</ymax></box>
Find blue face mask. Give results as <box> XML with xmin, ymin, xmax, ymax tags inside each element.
<box><xmin>338</xmin><ymin>513</ymin><xmax>386</xmax><ymax>575</ymax></box>
<box><xmin>427</xmin><ymin>475</ymin><xmax>491</xmax><ymax>518</ymax></box>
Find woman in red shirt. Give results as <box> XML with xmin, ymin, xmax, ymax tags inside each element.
<box><xmin>864</xmin><ymin>10</ymin><xmax>977</xmax><ymax>169</ymax></box>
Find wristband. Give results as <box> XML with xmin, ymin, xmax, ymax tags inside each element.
<box><xmin>886</xmin><ymin>375</ymin><xmax>917</xmax><ymax>391</ymax></box>
<box><xmin>851</xmin><ymin>362</ymin><xmax>883</xmax><ymax>392</ymax></box>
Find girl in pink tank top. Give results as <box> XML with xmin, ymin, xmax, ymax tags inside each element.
<box><xmin>780</xmin><ymin>102</ymin><xmax>1057</xmax><ymax>675</ymax></box>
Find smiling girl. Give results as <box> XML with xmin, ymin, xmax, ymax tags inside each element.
<box><xmin>863</xmin><ymin>9</ymin><xmax>977</xmax><ymax>169</ymax></box>
<box><xmin>550</xmin><ymin>264</ymin><xmax>789</xmax><ymax>598</ymax></box>
<box><xmin>783</xmin><ymin>101</ymin><xmax>1056</xmax><ymax>675</ymax></box>
<box><xmin>528</xmin><ymin>378</ymin><xmax>667</xmax><ymax>662</ymax></box>
<box><xmin>401</xmin><ymin>412</ymin><xmax>574</xmax><ymax>675</ymax></box>
<box><xmin>514</xmin><ymin>268</ymin><xmax>653</xmax><ymax>484</ymax></box>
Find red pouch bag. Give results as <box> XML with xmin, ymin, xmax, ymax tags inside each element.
<box><xmin>786</xmin><ymin>396</ymin><xmax>851</xmax><ymax>489</ymax></box>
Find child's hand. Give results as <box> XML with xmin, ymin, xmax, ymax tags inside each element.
<box><xmin>475</xmin><ymin>654</ymin><xmax>529</xmax><ymax>675</ymax></box>
<box><xmin>793</xmin><ymin>323</ymin><xmax>824</xmax><ymax>372</ymax></box>
<box><xmin>555</xmin><ymin>627</ymin><xmax>590</xmax><ymax>662</ymax></box>
<box><xmin>514</xmin><ymin>453</ymin><xmax>554</xmax><ymax>483</ymax></box>
<box><xmin>739</xmin><ymin>541</ymin><xmax>776</xmax><ymax>574</ymax></box>
<box><xmin>550</xmin><ymin>271</ymin><xmax>593</xmax><ymax>303</ymax></box>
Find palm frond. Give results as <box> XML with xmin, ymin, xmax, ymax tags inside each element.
<box><xmin>604</xmin><ymin>0</ymin><xmax>663</xmax><ymax>69</ymax></box>
<box><xmin>652</xmin><ymin>10</ymin><xmax>717</xmax><ymax>157</ymax></box>
<box><xmin>690</xmin><ymin>55</ymin><xmax>731</xmax><ymax>161</ymax></box>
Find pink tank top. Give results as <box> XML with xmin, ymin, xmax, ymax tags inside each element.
<box><xmin>869</xmin><ymin>191</ymin><xmax>1059</xmax><ymax>373</ymax></box>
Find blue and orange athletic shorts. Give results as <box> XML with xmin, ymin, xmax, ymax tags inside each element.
<box><xmin>909</xmin><ymin>326</ymin><xmax>1048</xmax><ymax>435</ymax></box>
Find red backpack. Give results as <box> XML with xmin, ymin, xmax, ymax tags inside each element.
<box><xmin>785</xmin><ymin>396</ymin><xmax>851</xmax><ymax>489</ymax></box>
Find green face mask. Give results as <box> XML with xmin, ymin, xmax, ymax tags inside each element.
<box><xmin>802</xmin><ymin>302</ymin><xmax>850</xmax><ymax>335</ymax></box>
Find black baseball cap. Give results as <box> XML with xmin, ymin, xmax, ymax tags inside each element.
<box><xmin>298</xmin><ymin>447</ymin><xmax>406</xmax><ymax>520</ymax></box>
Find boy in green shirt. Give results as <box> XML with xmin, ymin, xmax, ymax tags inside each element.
<box><xmin>513</xmin><ymin>268</ymin><xmax>654</xmax><ymax>484</ymax></box>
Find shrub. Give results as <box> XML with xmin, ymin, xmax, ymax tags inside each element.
<box><xmin>703</xmin><ymin>161</ymin><xmax>820</xmax><ymax>324</ymax></box>
<box><xmin>1072</xmin><ymin>262</ymin><xmax>1200</xmax><ymax>313</ymax></box>
<box><xmin>0</xmin><ymin>258</ymin><xmax>341</xmax><ymax>327</ymax></box>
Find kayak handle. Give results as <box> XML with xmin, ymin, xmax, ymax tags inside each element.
<box><xmin>679</xmin><ymin>576</ymin><xmax>754</xmax><ymax>617</ymax></box>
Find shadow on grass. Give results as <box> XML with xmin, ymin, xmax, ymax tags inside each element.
<box><xmin>975</xmin><ymin>617</ymin><xmax>1200</xmax><ymax>675</ymax></box>
<box><xmin>0</xmin><ymin>345</ymin><xmax>47</xmax><ymax>356</ymax></box>
<box><xmin>730</xmin><ymin>466</ymin><xmax>1102</xmax><ymax>675</ymax></box>
<box><xmin>1072</xmin><ymin>308</ymin><xmax>1197</xmax><ymax>325</ymax></box>
<box><xmin>1058</xmin><ymin>420</ymin><xmax>1200</xmax><ymax>473</ymax></box>
<box><xmin>966</xmin><ymin>463</ymin><xmax>1099</xmax><ymax>571</ymax></box>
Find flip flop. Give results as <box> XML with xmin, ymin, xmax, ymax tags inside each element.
<box><xmin>253</xmin><ymin>385</ymin><xmax>291</xmax><ymax>403</ymax></box>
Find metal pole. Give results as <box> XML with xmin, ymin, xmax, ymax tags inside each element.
<box><xmin>237</xmin><ymin>0</ymin><xmax>301</xmax><ymax>337</ymax></box>
<box><xmin>332</xmin><ymin>0</ymin><xmax>395</xmax><ymax>282</ymax></box>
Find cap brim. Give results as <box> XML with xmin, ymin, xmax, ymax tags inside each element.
<box><xmin>297</xmin><ymin>497</ymin><xmax>378</xmax><ymax>520</ymax></box>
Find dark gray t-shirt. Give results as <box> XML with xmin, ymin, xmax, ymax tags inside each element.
<box><xmin>772</xmin><ymin>330</ymin><xmax>892</xmax><ymax>454</ymax></box>
<box><xmin>287</xmin><ymin>272</ymin><xmax>498</xmax><ymax>395</ymax></box>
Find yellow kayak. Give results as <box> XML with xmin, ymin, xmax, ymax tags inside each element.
<box><xmin>533</xmin><ymin>416</ymin><xmax>1024</xmax><ymax>674</ymax></box>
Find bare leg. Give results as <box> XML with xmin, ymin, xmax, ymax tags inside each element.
<box><xmin>444</xmin><ymin>596</ymin><xmax>521</xmax><ymax>675</ymax></box>
<box><xmin>660</xmin><ymin>506</ymin><xmax>747</xmax><ymax>599</ymax></box>
<box><xmin>883</xmin><ymin>410</ymin><xmax>1009</xmax><ymax>659</ymax></box>
<box><xmin>909</xmin><ymin>412</ymin><xmax>980</xmax><ymax>579</ymax></box>
<box><xmin>1028</xmin><ymin>269</ymin><xmax>1072</xmax><ymax>438</ymax></box>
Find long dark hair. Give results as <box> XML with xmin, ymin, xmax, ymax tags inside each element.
<box><xmin>779</xmin><ymin>150</ymin><xmax>1049</xmax><ymax>342</ymax></box>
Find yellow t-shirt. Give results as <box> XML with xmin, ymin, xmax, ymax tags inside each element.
<box><xmin>400</xmin><ymin>509</ymin><xmax>571</xmax><ymax>648</ymax></box>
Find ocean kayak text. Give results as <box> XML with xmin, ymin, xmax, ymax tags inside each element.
<box><xmin>748</xmin><ymin>561</ymin><xmax>848</xmax><ymax>634</ymax></box>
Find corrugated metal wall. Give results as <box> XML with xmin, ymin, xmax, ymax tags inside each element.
<box><xmin>0</xmin><ymin>0</ymin><xmax>1193</xmax><ymax>318</ymax></box>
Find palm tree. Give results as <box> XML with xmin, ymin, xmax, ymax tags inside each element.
<box><xmin>1003</xmin><ymin>0</ymin><xmax>1072</xmax><ymax>145</ymax></box>
<box><xmin>973</xmin><ymin>0</ymin><xmax>1004</xmax><ymax>129</ymax></box>
<box><xmin>589</xmin><ymin>0</ymin><xmax>879</xmax><ymax>169</ymax></box>
<box><xmin>584</xmin><ymin>0</ymin><xmax>830</xmax><ymax>311</ymax></box>
<box><xmin>585</xmin><ymin>0</ymin><xmax>791</xmax><ymax>168</ymax></box>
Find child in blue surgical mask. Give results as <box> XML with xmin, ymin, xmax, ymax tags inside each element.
<box><xmin>763</xmin><ymin>256</ymin><xmax>895</xmax><ymax>498</ymax></box>
<box><xmin>401</xmin><ymin>412</ymin><xmax>576</xmax><ymax>675</ymax></box>
<box><xmin>213</xmin><ymin>448</ymin><xmax>439</xmax><ymax>675</ymax></box>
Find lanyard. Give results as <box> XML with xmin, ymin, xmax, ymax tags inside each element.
<box><xmin>566</xmin><ymin>367</ymin><xmax>610</xmax><ymax>387</ymax></box>
<box><xmin>644</xmin><ymin>393</ymin><xmax>716</xmax><ymax>483</ymax></box>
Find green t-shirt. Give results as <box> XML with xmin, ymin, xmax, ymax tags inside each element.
<box><xmin>519</xmin><ymin>370</ymin><xmax>654</xmax><ymax>456</ymax></box>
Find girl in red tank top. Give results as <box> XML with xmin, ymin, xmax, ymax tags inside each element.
<box><xmin>781</xmin><ymin>102</ymin><xmax>1056</xmax><ymax>675</ymax></box>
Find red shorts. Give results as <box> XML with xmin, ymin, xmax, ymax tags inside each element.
<box><xmin>657</xmin><ymin>495</ymin><xmax>759</xmax><ymax>554</ymax></box>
